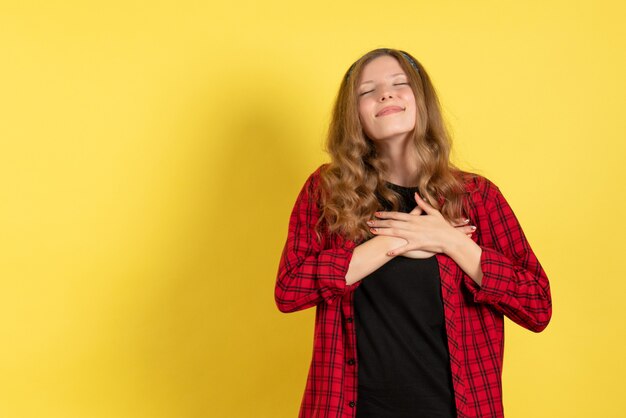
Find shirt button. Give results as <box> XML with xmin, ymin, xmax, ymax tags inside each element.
<box><xmin>348</xmin><ymin>401</ymin><xmax>355</xmax><ymax>408</ymax></box>
<box><xmin>347</xmin><ymin>359</ymin><xmax>355</xmax><ymax>365</ymax></box>
<box><xmin>346</xmin><ymin>317</ymin><xmax>353</xmax><ymax>323</ymax></box>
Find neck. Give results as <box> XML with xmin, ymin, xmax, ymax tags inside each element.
<box><xmin>374</xmin><ymin>134</ymin><xmax>420</xmax><ymax>187</ymax></box>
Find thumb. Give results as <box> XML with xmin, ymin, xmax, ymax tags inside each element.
<box><xmin>414</xmin><ymin>192</ymin><xmax>438</xmax><ymax>216</ymax></box>
<box><xmin>409</xmin><ymin>203</ymin><xmax>423</xmax><ymax>215</ymax></box>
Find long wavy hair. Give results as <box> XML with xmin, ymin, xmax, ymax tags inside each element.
<box><xmin>318</xmin><ymin>48</ymin><xmax>472</xmax><ymax>243</ymax></box>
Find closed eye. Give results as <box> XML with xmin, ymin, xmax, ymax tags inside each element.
<box><xmin>359</xmin><ymin>82</ymin><xmax>408</xmax><ymax>96</ymax></box>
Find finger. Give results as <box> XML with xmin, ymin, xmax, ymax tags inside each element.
<box><xmin>409</xmin><ymin>205</ymin><xmax>423</xmax><ymax>215</ymax></box>
<box><xmin>450</xmin><ymin>217</ymin><xmax>470</xmax><ymax>227</ymax></box>
<box><xmin>455</xmin><ymin>225</ymin><xmax>477</xmax><ymax>235</ymax></box>
<box><xmin>369</xmin><ymin>227</ymin><xmax>411</xmax><ymax>240</ymax></box>
<box><xmin>414</xmin><ymin>193</ymin><xmax>441</xmax><ymax>216</ymax></box>
<box><xmin>387</xmin><ymin>244</ymin><xmax>410</xmax><ymax>257</ymax></box>
<box><xmin>374</xmin><ymin>211</ymin><xmax>413</xmax><ymax>221</ymax></box>
<box><xmin>367</xmin><ymin>219</ymin><xmax>414</xmax><ymax>230</ymax></box>
<box><xmin>369</xmin><ymin>227</ymin><xmax>397</xmax><ymax>236</ymax></box>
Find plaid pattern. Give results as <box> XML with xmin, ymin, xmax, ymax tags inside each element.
<box><xmin>275</xmin><ymin>165</ymin><xmax>552</xmax><ymax>418</ymax></box>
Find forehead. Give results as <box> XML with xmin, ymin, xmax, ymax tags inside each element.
<box><xmin>358</xmin><ymin>55</ymin><xmax>406</xmax><ymax>83</ymax></box>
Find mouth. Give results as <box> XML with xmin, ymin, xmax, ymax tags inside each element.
<box><xmin>376</xmin><ymin>106</ymin><xmax>405</xmax><ymax>117</ymax></box>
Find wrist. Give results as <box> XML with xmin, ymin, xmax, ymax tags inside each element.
<box><xmin>444</xmin><ymin>232</ymin><xmax>484</xmax><ymax>285</ymax></box>
<box><xmin>443</xmin><ymin>229</ymin><xmax>468</xmax><ymax>256</ymax></box>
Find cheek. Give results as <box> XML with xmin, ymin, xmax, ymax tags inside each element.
<box><xmin>404</xmin><ymin>90</ymin><xmax>417</xmax><ymax>107</ymax></box>
<box><xmin>408</xmin><ymin>108</ymin><xmax>417</xmax><ymax>125</ymax></box>
<box><xmin>357</xmin><ymin>101</ymin><xmax>368</xmax><ymax>121</ymax></box>
<box><xmin>357</xmin><ymin>103</ymin><xmax>372</xmax><ymax>128</ymax></box>
<box><xmin>403</xmin><ymin>94</ymin><xmax>418</xmax><ymax>125</ymax></box>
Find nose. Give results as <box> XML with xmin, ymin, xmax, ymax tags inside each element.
<box><xmin>379</xmin><ymin>91</ymin><xmax>393</xmax><ymax>101</ymax></box>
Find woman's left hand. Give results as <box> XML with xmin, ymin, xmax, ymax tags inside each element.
<box><xmin>367</xmin><ymin>192</ymin><xmax>474</xmax><ymax>257</ymax></box>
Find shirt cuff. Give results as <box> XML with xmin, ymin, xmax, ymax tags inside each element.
<box><xmin>464</xmin><ymin>246</ymin><xmax>516</xmax><ymax>305</ymax></box>
<box><xmin>316</xmin><ymin>243</ymin><xmax>355</xmax><ymax>304</ymax></box>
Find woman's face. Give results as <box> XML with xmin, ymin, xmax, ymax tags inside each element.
<box><xmin>357</xmin><ymin>55</ymin><xmax>417</xmax><ymax>143</ymax></box>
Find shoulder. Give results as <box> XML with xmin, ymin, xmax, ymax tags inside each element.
<box><xmin>460</xmin><ymin>171</ymin><xmax>504</xmax><ymax>207</ymax></box>
<box><xmin>305</xmin><ymin>163</ymin><xmax>328</xmax><ymax>182</ymax></box>
<box><xmin>292</xmin><ymin>163</ymin><xmax>329</xmax><ymax>205</ymax></box>
<box><xmin>300</xmin><ymin>163</ymin><xmax>329</xmax><ymax>193</ymax></box>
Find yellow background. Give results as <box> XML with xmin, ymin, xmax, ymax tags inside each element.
<box><xmin>1</xmin><ymin>1</ymin><xmax>624</xmax><ymax>417</ymax></box>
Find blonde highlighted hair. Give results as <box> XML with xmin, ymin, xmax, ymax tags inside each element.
<box><xmin>318</xmin><ymin>48</ymin><xmax>473</xmax><ymax>243</ymax></box>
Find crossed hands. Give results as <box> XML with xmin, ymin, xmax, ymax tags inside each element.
<box><xmin>366</xmin><ymin>192</ymin><xmax>476</xmax><ymax>259</ymax></box>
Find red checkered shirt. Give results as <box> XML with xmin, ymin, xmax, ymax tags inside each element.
<box><xmin>275</xmin><ymin>165</ymin><xmax>552</xmax><ymax>418</ymax></box>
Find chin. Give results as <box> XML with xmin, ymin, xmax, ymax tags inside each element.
<box><xmin>372</xmin><ymin>129</ymin><xmax>415</xmax><ymax>142</ymax></box>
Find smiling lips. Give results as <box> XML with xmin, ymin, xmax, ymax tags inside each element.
<box><xmin>376</xmin><ymin>106</ymin><xmax>405</xmax><ymax>117</ymax></box>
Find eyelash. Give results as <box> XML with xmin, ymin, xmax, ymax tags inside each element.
<box><xmin>359</xmin><ymin>83</ymin><xmax>409</xmax><ymax>96</ymax></box>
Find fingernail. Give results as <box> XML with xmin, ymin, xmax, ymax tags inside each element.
<box><xmin>470</xmin><ymin>225</ymin><xmax>477</xmax><ymax>230</ymax></box>
<box><xmin>370</xmin><ymin>228</ymin><xmax>377</xmax><ymax>233</ymax></box>
<box><xmin>464</xmin><ymin>218</ymin><xmax>470</xmax><ymax>224</ymax></box>
<box><xmin>366</xmin><ymin>220</ymin><xmax>374</xmax><ymax>226</ymax></box>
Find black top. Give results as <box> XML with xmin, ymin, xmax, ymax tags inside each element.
<box><xmin>353</xmin><ymin>182</ymin><xmax>456</xmax><ymax>418</ymax></box>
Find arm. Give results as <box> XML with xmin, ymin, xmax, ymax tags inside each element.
<box><xmin>461</xmin><ymin>179</ymin><xmax>553</xmax><ymax>332</ymax></box>
<box><xmin>444</xmin><ymin>233</ymin><xmax>484</xmax><ymax>286</ymax></box>
<box><xmin>275</xmin><ymin>170</ymin><xmax>403</xmax><ymax>313</ymax></box>
<box><xmin>345</xmin><ymin>235</ymin><xmax>412</xmax><ymax>285</ymax></box>
<box><xmin>367</xmin><ymin>183</ymin><xmax>552</xmax><ymax>332</ymax></box>
<box><xmin>367</xmin><ymin>192</ymin><xmax>483</xmax><ymax>282</ymax></box>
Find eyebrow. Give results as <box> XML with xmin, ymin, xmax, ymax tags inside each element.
<box><xmin>359</xmin><ymin>73</ymin><xmax>407</xmax><ymax>85</ymax></box>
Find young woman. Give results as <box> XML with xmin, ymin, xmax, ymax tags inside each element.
<box><xmin>275</xmin><ymin>48</ymin><xmax>552</xmax><ymax>418</ymax></box>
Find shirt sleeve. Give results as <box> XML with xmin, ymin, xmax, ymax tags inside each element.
<box><xmin>462</xmin><ymin>178</ymin><xmax>553</xmax><ymax>332</ymax></box>
<box><xmin>275</xmin><ymin>168</ymin><xmax>357</xmax><ymax>313</ymax></box>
